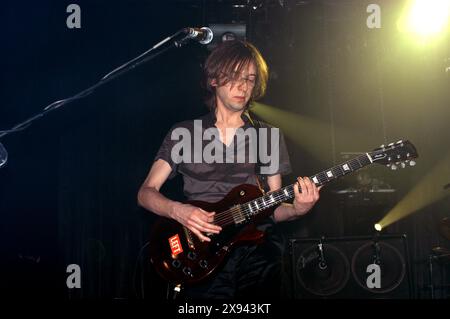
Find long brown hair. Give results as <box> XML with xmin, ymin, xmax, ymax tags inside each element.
<box><xmin>203</xmin><ymin>40</ymin><xmax>269</xmax><ymax>111</ymax></box>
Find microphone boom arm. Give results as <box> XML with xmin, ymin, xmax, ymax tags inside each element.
<box><xmin>0</xmin><ymin>27</ymin><xmax>200</xmax><ymax>168</ymax></box>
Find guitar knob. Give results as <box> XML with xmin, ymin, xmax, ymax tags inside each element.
<box><xmin>199</xmin><ymin>259</ymin><xmax>208</xmax><ymax>269</ymax></box>
<box><xmin>183</xmin><ymin>266</ymin><xmax>193</xmax><ymax>277</ymax></box>
<box><xmin>391</xmin><ymin>164</ymin><xmax>398</xmax><ymax>170</ymax></box>
<box><xmin>172</xmin><ymin>260</ymin><xmax>182</xmax><ymax>269</ymax></box>
<box><xmin>401</xmin><ymin>162</ymin><xmax>406</xmax><ymax>168</ymax></box>
<box><xmin>187</xmin><ymin>251</ymin><xmax>197</xmax><ymax>261</ymax></box>
<box><xmin>409</xmin><ymin>160</ymin><xmax>416</xmax><ymax>166</ymax></box>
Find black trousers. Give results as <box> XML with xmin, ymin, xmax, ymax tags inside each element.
<box><xmin>183</xmin><ymin>227</ymin><xmax>285</xmax><ymax>299</ymax></box>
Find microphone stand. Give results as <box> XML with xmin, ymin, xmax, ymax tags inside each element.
<box><xmin>0</xmin><ymin>29</ymin><xmax>196</xmax><ymax>168</ymax></box>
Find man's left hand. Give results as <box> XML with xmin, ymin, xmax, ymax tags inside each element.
<box><xmin>292</xmin><ymin>176</ymin><xmax>321</xmax><ymax>216</ymax></box>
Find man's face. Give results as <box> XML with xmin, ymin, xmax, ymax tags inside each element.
<box><xmin>213</xmin><ymin>62</ymin><xmax>257</xmax><ymax>113</ymax></box>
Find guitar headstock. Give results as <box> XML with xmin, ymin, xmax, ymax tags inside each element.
<box><xmin>370</xmin><ymin>140</ymin><xmax>418</xmax><ymax>170</ymax></box>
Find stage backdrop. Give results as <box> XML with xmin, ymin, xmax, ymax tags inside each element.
<box><xmin>0</xmin><ymin>0</ymin><xmax>448</xmax><ymax>299</ymax></box>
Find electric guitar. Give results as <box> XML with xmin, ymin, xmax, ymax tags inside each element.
<box><xmin>148</xmin><ymin>140</ymin><xmax>418</xmax><ymax>285</ymax></box>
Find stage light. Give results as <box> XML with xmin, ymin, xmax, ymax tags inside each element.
<box><xmin>398</xmin><ymin>0</ymin><xmax>450</xmax><ymax>38</ymax></box>
<box><xmin>377</xmin><ymin>151</ymin><xmax>450</xmax><ymax>229</ymax></box>
<box><xmin>374</xmin><ymin>223</ymin><xmax>383</xmax><ymax>232</ymax></box>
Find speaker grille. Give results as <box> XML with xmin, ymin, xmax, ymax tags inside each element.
<box><xmin>290</xmin><ymin>235</ymin><xmax>412</xmax><ymax>298</ymax></box>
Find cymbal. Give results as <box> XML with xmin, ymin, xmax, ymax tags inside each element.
<box><xmin>432</xmin><ymin>246</ymin><xmax>450</xmax><ymax>255</ymax></box>
<box><xmin>431</xmin><ymin>246</ymin><xmax>450</xmax><ymax>262</ymax></box>
<box><xmin>439</xmin><ymin>217</ymin><xmax>450</xmax><ymax>241</ymax></box>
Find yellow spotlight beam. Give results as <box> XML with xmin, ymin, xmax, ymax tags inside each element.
<box><xmin>251</xmin><ymin>102</ymin><xmax>373</xmax><ymax>164</ymax></box>
<box><xmin>377</xmin><ymin>152</ymin><xmax>450</xmax><ymax>229</ymax></box>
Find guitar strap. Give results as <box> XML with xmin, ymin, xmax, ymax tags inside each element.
<box><xmin>243</xmin><ymin>110</ymin><xmax>268</xmax><ymax>194</ymax></box>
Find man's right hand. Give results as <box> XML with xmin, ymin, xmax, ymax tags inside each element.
<box><xmin>169</xmin><ymin>202</ymin><xmax>222</xmax><ymax>242</ymax></box>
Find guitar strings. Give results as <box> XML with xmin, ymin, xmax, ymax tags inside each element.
<box><xmin>211</xmin><ymin>165</ymin><xmax>336</xmax><ymax>226</ymax></box>
<box><xmin>210</xmin><ymin>155</ymin><xmax>369</xmax><ymax>227</ymax></box>
<box><xmin>211</xmin><ymin>155</ymin><xmax>352</xmax><ymax>225</ymax></box>
<box><xmin>212</xmin><ymin>162</ymin><xmax>345</xmax><ymax>226</ymax></box>
<box><xmin>212</xmin><ymin>186</ymin><xmax>296</xmax><ymax>226</ymax></box>
<box><xmin>213</xmin><ymin>187</ymin><xmax>296</xmax><ymax>227</ymax></box>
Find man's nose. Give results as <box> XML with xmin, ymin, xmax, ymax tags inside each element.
<box><xmin>237</xmin><ymin>79</ymin><xmax>249</xmax><ymax>92</ymax></box>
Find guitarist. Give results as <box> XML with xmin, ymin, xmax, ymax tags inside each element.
<box><xmin>137</xmin><ymin>40</ymin><xmax>321</xmax><ymax>298</ymax></box>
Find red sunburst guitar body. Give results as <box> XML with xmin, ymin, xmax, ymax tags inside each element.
<box><xmin>148</xmin><ymin>184</ymin><xmax>273</xmax><ymax>285</ymax></box>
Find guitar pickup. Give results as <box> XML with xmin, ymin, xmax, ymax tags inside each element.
<box><xmin>231</xmin><ymin>205</ymin><xmax>246</xmax><ymax>225</ymax></box>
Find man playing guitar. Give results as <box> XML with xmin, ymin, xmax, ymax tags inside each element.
<box><xmin>137</xmin><ymin>40</ymin><xmax>321</xmax><ymax>298</ymax></box>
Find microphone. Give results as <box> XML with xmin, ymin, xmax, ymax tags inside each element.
<box><xmin>183</xmin><ymin>27</ymin><xmax>213</xmax><ymax>45</ymax></box>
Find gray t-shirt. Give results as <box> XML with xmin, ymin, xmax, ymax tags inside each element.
<box><xmin>154</xmin><ymin>111</ymin><xmax>292</xmax><ymax>202</ymax></box>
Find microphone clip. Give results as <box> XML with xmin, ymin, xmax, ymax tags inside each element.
<box><xmin>176</xmin><ymin>27</ymin><xmax>213</xmax><ymax>47</ymax></box>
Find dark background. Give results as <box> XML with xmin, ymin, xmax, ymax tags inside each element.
<box><xmin>0</xmin><ymin>0</ymin><xmax>449</xmax><ymax>300</ymax></box>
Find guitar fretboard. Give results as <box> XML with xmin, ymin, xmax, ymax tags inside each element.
<box><xmin>224</xmin><ymin>153</ymin><xmax>373</xmax><ymax>225</ymax></box>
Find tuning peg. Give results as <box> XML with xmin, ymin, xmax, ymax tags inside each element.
<box><xmin>409</xmin><ymin>160</ymin><xmax>416</xmax><ymax>167</ymax></box>
<box><xmin>396</xmin><ymin>140</ymin><xmax>403</xmax><ymax>144</ymax></box>
<box><xmin>391</xmin><ymin>164</ymin><xmax>398</xmax><ymax>170</ymax></box>
<box><xmin>401</xmin><ymin>162</ymin><xmax>406</xmax><ymax>168</ymax></box>
<box><xmin>380</xmin><ymin>144</ymin><xmax>385</xmax><ymax>148</ymax></box>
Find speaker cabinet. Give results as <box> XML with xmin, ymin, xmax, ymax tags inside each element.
<box><xmin>289</xmin><ymin>234</ymin><xmax>412</xmax><ymax>298</ymax></box>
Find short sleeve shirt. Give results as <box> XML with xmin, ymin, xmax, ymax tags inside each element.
<box><xmin>154</xmin><ymin>111</ymin><xmax>292</xmax><ymax>202</ymax></box>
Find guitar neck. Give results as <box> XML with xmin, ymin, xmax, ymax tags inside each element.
<box><xmin>240</xmin><ymin>153</ymin><xmax>373</xmax><ymax>218</ymax></box>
